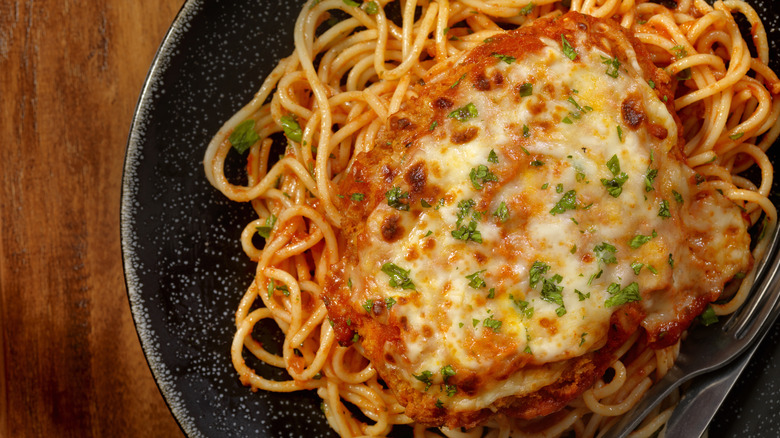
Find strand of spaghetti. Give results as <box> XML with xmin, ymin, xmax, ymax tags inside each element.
<box><xmin>589</xmin><ymin>361</ymin><xmax>628</xmax><ymax>399</ymax></box>
<box><xmin>722</xmin><ymin>144</ymin><xmax>773</xmax><ymax>196</ymax></box>
<box><xmin>297</xmin><ymin>1</ymin><xmax>345</xmax><ymax>227</ymax></box>
<box><xmin>341</xmin><ymin>384</ymin><xmax>391</xmax><ymax>431</ymax></box>
<box><xmin>289</xmin><ymin>308</ymin><xmax>335</xmax><ymax>381</ymax></box>
<box><xmin>373</xmin><ymin>0</ymin><xmax>390</xmax><ymax>79</ymax></box>
<box><xmin>582</xmin><ymin>376</ymin><xmax>653</xmax><ymax>416</ymax></box>
<box><xmin>383</xmin><ymin>3</ymin><xmax>439</xmax><ymax>80</ymax></box>
<box><xmin>435</xmin><ymin>0</ymin><xmax>450</xmax><ymax>62</ymax></box>
<box><xmin>231</xmin><ymin>307</ymin><xmax>322</xmax><ymax>392</ymax></box>
<box><xmin>322</xmin><ymin>381</ymin><xmax>357</xmax><ymax>437</ymax></box>
<box><xmin>204</xmin><ymin>59</ymin><xmax>289</xmax><ymax>185</ymax></box>
<box><xmin>630</xmin><ymin>405</ymin><xmax>674</xmax><ymax>438</ymax></box>
<box><xmin>331</xmin><ymin>346</ymin><xmax>377</xmax><ymax>383</ymax></box>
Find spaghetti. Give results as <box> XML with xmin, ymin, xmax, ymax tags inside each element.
<box><xmin>204</xmin><ymin>0</ymin><xmax>780</xmax><ymax>436</ymax></box>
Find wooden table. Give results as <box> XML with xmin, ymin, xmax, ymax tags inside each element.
<box><xmin>1</xmin><ymin>1</ymin><xmax>187</xmax><ymax>436</ymax></box>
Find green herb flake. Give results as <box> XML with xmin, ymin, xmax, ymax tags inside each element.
<box><xmin>429</xmin><ymin>120</ymin><xmax>438</xmax><ymax>131</ymax></box>
<box><xmin>522</xmin><ymin>124</ymin><xmax>530</xmax><ymax>138</ymax></box>
<box><xmin>631</xmin><ymin>261</ymin><xmax>644</xmax><ymax>275</ymax></box>
<box><xmin>441</xmin><ymin>365</ymin><xmax>456</xmax><ymax>382</ymax></box>
<box><xmin>699</xmin><ymin>305</ymin><xmax>719</xmax><ymax>326</ymax></box>
<box><xmin>450</xmin><ymin>73</ymin><xmax>467</xmax><ymax>89</ymax></box>
<box><xmin>493</xmin><ymin>201</ymin><xmax>510</xmax><ymax>222</ymax></box>
<box><xmin>350</xmin><ymin>193</ymin><xmax>365</xmax><ymax>202</ymax></box>
<box><xmin>658</xmin><ymin>199</ymin><xmax>671</xmax><ymax>218</ymax></box>
<box><xmin>729</xmin><ymin>132</ymin><xmax>745</xmax><ymax>140</ymax></box>
<box><xmin>645</xmin><ymin>168</ymin><xmax>658</xmax><ymax>192</ymax></box>
<box><xmin>448</xmin><ymin>102</ymin><xmax>479</xmax><ymax>122</ymax></box>
<box><xmin>256</xmin><ymin>214</ymin><xmax>278</xmax><ymax>239</ymax></box>
<box><xmin>617</xmin><ymin>125</ymin><xmax>624</xmax><ymax>142</ymax></box>
<box><xmin>648</xmin><ymin>79</ymin><xmax>656</xmax><ymax>89</ymax></box>
<box><xmin>519</xmin><ymin>2</ymin><xmax>535</xmax><ymax>15</ymax></box>
<box><xmin>519</xmin><ymin>82</ymin><xmax>533</xmax><ymax>97</ymax></box>
<box><xmin>362</xmin><ymin>299</ymin><xmax>374</xmax><ymax>313</ymax></box>
<box><xmin>529</xmin><ymin>260</ymin><xmax>550</xmax><ymax>288</ymax></box>
<box><xmin>594</xmin><ymin>242</ymin><xmax>617</xmax><ymax>265</ymax></box>
<box><xmin>605</xmin><ymin>282</ymin><xmax>642</xmax><ymax>307</ymax></box>
<box><xmin>385</xmin><ymin>186</ymin><xmax>410</xmax><ymax>211</ymax></box>
<box><xmin>550</xmin><ymin>190</ymin><xmax>577</xmax><ymax>215</ymax></box>
<box><xmin>671</xmin><ymin>45</ymin><xmax>688</xmax><ymax>59</ymax></box>
<box><xmin>381</xmin><ymin>262</ymin><xmax>415</xmax><ymax>290</ymax></box>
<box><xmin>488</xmin><ymin>149</ymin><xmax>499</xmax><ymax>163</ymax></box>
<box><xmin>229</xmin><ymin>119</ymin><xmax>260</xmax><ymax>154</ymax></box>
<box><xmin>491</xmin><ymin>53</ymin><xmax>516</xmax><ymax>64</ymax></box>
<box><xmin>668</xmin><ymin>253</ymin><xmax>675</xmax><ymax>268</ymax></box>
<box><xmin>575</xmin><ymin>289</ymin><xmax>590</xmax><ymax>301</ymax></box>
<box><xmin>470</xmin><ymin>164</ymin><xmax>499</xmax><ymax>189</ymax></box>
<box><xmin>601</xmin><ymin>55</ymin><xmax>621</xmax><ymax>78</ymax></box>
<box><xmin>414</xmin><ymin>370</ymin><xmax>434</xmax><ymax>390</ymax></box>
<box><xmin>629</xmin><ymin>233</ymin><xmax>655</xmax><ymax>249</ymax></box>
<box><xmin>279</xmin><ymin>115</ymin><xmax>304</xmax><ymax>143</ymax></box>
<box><xmin>561</xmin><ymin>35</ymin><xmax>577</xmax><ymax>60</ymax></box>
<box><xmin>483</xmin><ymin>315</ymin><xmax>503</xmax><ymax>332</ymax></box>
<box><xmin>465</xmin><ymin>270</ymin><xmax>487</xmax><ymax>289</ymax></box>
<box><xmin>363</xmin><ymin>0</ymin><xmax>379</xmax><ymax>14</ymax></box>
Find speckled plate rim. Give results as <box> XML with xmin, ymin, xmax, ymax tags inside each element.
<box><xmin>121</xmin><ymin>1</ymin><xmax>205</xmax><ymax>436</ymax></box>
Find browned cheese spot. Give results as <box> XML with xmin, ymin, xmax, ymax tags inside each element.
<box><xmin>391</xmin><ymin>115</ymin><xmax>413</xmax><ymax>130</ymax></box>
<box><xmin>405</xmin><ymin>161</ymin><xmax>427</xmax><ymax>194</ymax></box>
<box><xmin>474</xmin><ymin>73</ymin><xmax>491</xmax><ymax>91</ymax></box>
<box><xmin>648</xmin><ymin>122</ymin><xmax>668</xmax><ymax>140</ymax></box>
<box><xmin>381</xmin><ymin>214</ymin><xmax>404</xmax><ymax>243</ymax></box>
<box><xmin>381</xmin><ymin>164</ymin><xmax>396</xmax><ymax>184</ymax></box>
<box><xmin>539</xmin><ymin>317</ymin><xmax>559</xmax><ymax>335</ymax></box>
<box><xmin>434</xmin><ymin>97</ymin><xmax>454</xmax><ymax>110</ymax></box>
<box><xmin>621</xmin><ymin>96</ymin><xmax>646</xmax><ymax>129</ymax></box>
<box><xmin>451</xmin><ymin>126</ymin><xmax>480</xmax><ymax>144</ymax></box>
<box><xmin>372</xmin><ymin>299</ymin><xmax>386</xmax><ymax>315</ymax></box>
<box><xmin>492</xmin><ymin>71</ymin><xmax>504</xmax><ymax>86</ymax></box>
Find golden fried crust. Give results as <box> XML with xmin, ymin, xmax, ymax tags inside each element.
<box><xmin>321</xmin><ymin>11</ymin><xmax>747</xmax><ymax>429</ymax></box>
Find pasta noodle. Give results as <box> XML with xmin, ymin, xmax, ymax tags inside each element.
<box><xmin>204</xmin><ymin>0</ymin><xmax>780</xmax><ymax>436</ymax></box>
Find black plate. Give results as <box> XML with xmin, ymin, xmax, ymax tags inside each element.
<box><xmin>121</xmin><ymin>1</ymin><xmax>780</xmax><ymax>436</ymax></box>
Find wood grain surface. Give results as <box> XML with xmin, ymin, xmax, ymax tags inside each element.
<box><xmin>0</xmin><ymin>1</ymin><xmax>187</xmax><ymax>436</ymax></box>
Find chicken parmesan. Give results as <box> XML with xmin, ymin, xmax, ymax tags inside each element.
<box><xmin>322</xmin><ymin>11</ymin><xmax>752</xmax><ymax>428</ymax></box>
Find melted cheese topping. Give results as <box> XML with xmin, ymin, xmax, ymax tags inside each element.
<box><xmin>340</xmin><ymin>30</ymin><xmax>750</xmax><ymax>412</ymax></box>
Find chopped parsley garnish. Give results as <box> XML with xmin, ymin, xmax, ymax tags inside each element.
<box><xmin>381</xmin><ymin>262</ymin><xmax>415</xmax><ymax>290</ymax></box>
<box><xmin>519</xmin><ymin>2</ymin><xmax>535</xmax><ymax>15</ymax></box>
<box><xmin>488</xmin><ymin>149</ymin><xmax>499</xmax><ymax>163</ymax></box>
<box><xmin>648</xmin><ymin>79</ymin><xmax>656</xmax><ymax>89</ymax></box>
<box><xmin>441</xmin><ymin>365</ymin><xmax>456</xmax><ymax>382</ymax></box>
<box><xmin>601</xmin><ymin>55</ymin><xmax>621</xmax><ymax>78</ymax></box>
<box><xmin>279</xmin><ymin>115</ymin><xmax>303</xmax><ymax>143</ymax></box>
<box><xmin>510</xmin><ymin>295</ymin><xmax>534</xmax><ymax>318</ymax></box>
<box><xmin>550</xmin><ymin>190</ymin><xmax>577</xmax><ymax>215</ymax></box>
<box><xmin>629</xmin><ymin>230</ymin><xmax>656</xmax><ymax>248</ymax></box>
<box><xmin>363</xmin><ymin>0</ymin><xmax>379</xmax><ymax>14</ymax></box>
<box><xmin>561</xmin><ymin>35</ymin><xmax>577</xmax><ymax>60</ymax></box>
<box><xmin>342</xmin><ymin>0</ymin><xmax>360</xmax><ymax>6</ymax></box>
<box><xmin>451</xmin><ymin>220</ymin><xmax>482</xmax><ymax>243</ymax></box>
<box><xmin>519</xmin><ymin>82</ymin><xmax>533</xmax><ymax>97</ymax></box>
<box><xmin>229</xmin><ymin>119</ymin><xmax>260</xmax><ymax>154</ymax></box>
<box><xmin>350</xmin><ymin>193</ymin><xmax>365</xmax><ymax>201</ymax></box>
<box><xmin>523</xmin><ymin>124</ymin><xmax>530</xmax><ymax>138</ymax></box>
<box><xmin>601</xmin><ymin>155</ymin><xmax>629</xmax><ymax>197</ymax></box>
<box><xmin>729</xmin><ymin>132</ymin><xmax>745</xmax><ymax>140</ymax></box>
<box><xmin>448</xmin><ymin>102</ymin><xmax>479</xmax><ymax>121</ymax></box>
<box><xmin>470</xmin><ymin>164</ymin><xmax>499</xmax><ymax>189</ymax></box>
<box><xmin>529</xmin><ymin>260</ymin><xmax>550</xmax><ymax>288</ymax></box>
<box><xmin>493</xmin><ymin>201</ymin><xmax>509</xmax><ymax>222</ymax></box>
<box><xmin>444</xmin><ymin>384</ymin><xmax>457</xmax><ymax>397</ymax></box>
<box><xmin>414</xmin><ymin>370</ymin><xmax>434</xmax><ymax>390</ymax></box>
<box><xmin>673</xmin><ymin>190</ymin><xmax>684</xmax><ymax>204</ymax></box>
<box><xmin>385</xmin><ymin>186</ymin><xmax>410</xmax><ymax>211</ymax></box>
<box><xmin>631</xmin><ymin>261</ymin><xmax>644</xmax><ymax>275</ymax></box>
<box><xmin>580</xmin><ymin>332</ymin><xmax>588</xmax><ymax>346</ymax></box>
<box><xmin>465</xmin><ymin>270</ymin><xmax>487</xmax><ymax>289</ymax></box>
<box><xmin>658</xmin><ymin>199</ymin><xmax>671</xmax><ymax>217</ymax></box>
<box><xmin>483</xmin><ymin>315</ymin><xmax>503</xmax><ymax>332</ymax></box>
<box><xmin>644</xmin><ymin>168</ymin><xmax>658</xmax><ymax>192</ymax></box>
<box><xmin>556</xmin><ymin>183</ymin><xmax>564</xmax><ymax>193</ymax></box>
<box><xmin>575</xmin><ymin>289</ymin><xmax>590</xmax><ymax>301</ymax></box>
<box><xmin>386</xmin><ymin>296</ymin><xmax>397</xmax><ymax>309</ymax></box>
<box><xmin>594</xmin><ymin>242</ymin><xmax>617</xmax><ymax>265</ymax></box>
<box><xmin>421</xmin><ymin>199</ymin><xmax>432</xmax><ymax>208</ymax></box>
<box><xmin>668</xmin><ymin>253</ymin><xmax>675</xmax><ymax>268</ymax></box>
<box><xmin>617</xmin><ymin>125</ymin><xmax>624</xmax><ymax>142</ymax></box>
<box><xmin>671</xmin><ymin>45</ymin><xmax>688</xmax><ymax>59</ymax></box>
<box><xmin>256</xmin><ymin>214</ymin><xmax>277</xmax><ymax>239</ymax></box>
<box><xmin>362</xmin><ymin>299</ymin><xmax>374</xmax><ymax>313</ymax></box>
<box><xmin>450</xmin><ymin>73</ymin><xmax>467</xmax><ymax>89</ymax></box>
<box><xmin>699</xmin><ymin>305</ymin><xmax>718</xmax><ymax>326</ymax></box>
<box><xmin>487</xmin><ymin>288</ymin><xmax>495</xmax><ymax>299</ymax></box>
<box><xmin>605</xmin><ymin>282</ymin><xmax>641</xmax><ymax>307</ymax></box>
<box><xmin>491</xmin><ymin>53</ymin><xmax>516</xmax><ymax>64</ymax></box>
<box><xmin>541</xmin><ymin>276</ymin><xmax>566</xmax><ymax>316</ymax></box>
<box><xmin>531</xmin><ymin>160</ymin><xmax>544</xmax><ymax>166</ymax></box>
<box><xmin>429</xmin><ymin>121</ymin><xmax>438</xmax><ymax>131</ymax></box>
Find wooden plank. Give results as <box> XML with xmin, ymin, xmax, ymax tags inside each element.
<box><xmin>0</xmin><ymin>1</ymin><xmax>186</xmax><ymax>436</ymax></box>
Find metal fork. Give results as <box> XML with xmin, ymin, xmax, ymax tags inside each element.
<box><xmin>601</xmin><ymin>222</ymin><xmax>780</xmax><ymax>438</ymax></box>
